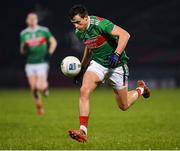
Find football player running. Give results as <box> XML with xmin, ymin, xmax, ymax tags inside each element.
<box><xmin>68</xmin><ymin>4</ymin><xmax>150</xmax><ymax>142</ymax></box>
<box><xmin>20</xmin><ymin>12</ymin><xmax>57</xmax><ymax>115</ymax></box>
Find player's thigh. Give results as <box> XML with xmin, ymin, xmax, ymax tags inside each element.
<box><xmin>109</xmin><ymin>64</ymin><xmax>129</xmax><ymax>90</ymax></box>
<box><xmin>82</xmin><ymin>60</ymin><xmax>108</xmax><ymax>92</ymax></box>
<box><xmin>81</xmin><ymin>71</ymin><xmax>102</xmax><ymax>94</ymax></box>
<box><xmin>36</xmin><ymin>63</ymin><xmax>49</xmax><ymax>78</ymax></box>
<box><xmin>110</xmin><ymin>65</ymin><xmax>129</xmax><ymax>106</ymax></box>
<box><xmin>36</xmin><ymin>74</ymin><xmax>48</xmax><ymax>90</ymax></box>
<box><xmin>25</xmin><ymin>64</ymin><xmax>37</xmax><ymax>89</ymax></box>
<box><xmin>86</xmin><ymin>60</ymin><xmax>107</xmax><ymax>82</ymax></box>
<box><xmin>37</xmin><ymin>74</ymin><xmax>47</xmax><ymax>85</ymax></box>
<box><xmin>36</xmin><ymin>63</ymin><xmax>49</xmax><ymax>88</ymax></box>
<box><xmin>27</xmin><ymin>75</ymin><xmax>37</xmax><ymax>90</ymax></box>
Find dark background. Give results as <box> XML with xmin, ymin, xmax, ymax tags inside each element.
<box><xmin>0</xmin><ymin>0</ymin><xmax>179</xmax><ymax>88</ymax></box>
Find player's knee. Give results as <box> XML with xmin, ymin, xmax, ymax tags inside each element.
<box><xmin>36</xmin><ymin>83</ymin><xmax>45</xmax><ymax>91</ymax></box>
<box><xmin>118</xmin><ymin>104</ymin><xmax>129</xmax><ymax>111</ymax></box>
<box><xmin>36</xmin><ymin>84</ymin><xmax>41</xmax><ymax>91</ymax></box>
<box><xmin>80</xmin><ymin>86</ymin><xmax>91</xmax><ymax>98</ymax></box>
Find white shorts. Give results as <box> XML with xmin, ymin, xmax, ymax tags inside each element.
<box><xmin>25</xmin><ymin>63</ymin><xmax>49</xmax><ymax>77</ymax></box>
<box><xmin>86</xmin><ymin>60</ymin><xmax>129</xmax><ymax>90</ymax></box>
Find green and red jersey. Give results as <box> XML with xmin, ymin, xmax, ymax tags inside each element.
<box><xmin>75</xmin><ymin>16</ymin><xmax>129</xmax><ymax>67</ymax></box>
<box><xmin>20</xmin><ymin>26</ymin><xmax>52</xmax><ymax>64</ymax></box>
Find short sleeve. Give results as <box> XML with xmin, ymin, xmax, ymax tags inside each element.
<box><xmin>98</xmin><ymin>18</ymin><xmax>115</xmax><ymax>34</ymax></box>
<box><xmin>45</xmin><ymin>28</ymin><xmax>52</xmax><ymax>40</ymax></box>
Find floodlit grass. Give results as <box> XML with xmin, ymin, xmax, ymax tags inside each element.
<box><xmin>0</xmin><ymin>88</ymin><xmax>180</xmax><ymax>149</ymax></box>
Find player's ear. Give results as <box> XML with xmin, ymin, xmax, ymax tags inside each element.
<box><xmin>26</xmin><ymin>18</ymin><xmax>28</xmax><ymax>25</ymax></box>
<box><xmin>84</xmin><ymin>15</ymin><xmax>88</xmax><ymax>21</ymax></box>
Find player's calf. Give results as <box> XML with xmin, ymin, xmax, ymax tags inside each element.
<box><xmin>42</xmin><ymin>86</ymin><xmax>49</xmax><ymax>97</ymax></box>
<box><xmin>116</xmin><ymin>99</ymin><xmax>129</xmax><ymax>111</ymax></box>
<box><xmin>32</xmin><ymin>88</ymin><xmax>40</xmax><ymax>99</ymax></box>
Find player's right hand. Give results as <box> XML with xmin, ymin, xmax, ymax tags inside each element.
<box><xmin>73</xmin><ymin>66</ymin><xmax>85</xmax><ymax>85</ymax></box>
<box><xmin>44</xmin><ymin>53</ymin><xmax>52</xmax><ymax>62</ymax></box>
<box><xmin>108</xmin><ymin>52</ymin><xmax>120</xmax><ymax>68</ymax></box>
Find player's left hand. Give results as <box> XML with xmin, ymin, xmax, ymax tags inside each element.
<box><xmin>44</xmin><ymin>53</ymin><xmax>52</xmax><ymax>62</ymax></box>
<box><xmin>73</xmin><ymin>66</ymin><xmax>85</xmax><ymax>85</ymax></box>
<box><xmin>108</xmin><ymin>52</ymin><xmax>120</xmax><ymax>68</ymax></box>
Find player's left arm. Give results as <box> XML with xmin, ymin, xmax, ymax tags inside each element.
<box><xmin>81</xmin><ymin>46</ymin><xmax>91</xmax><ymax>68</ymax></box>
<box><xmin>110</xmin><ymin>25</ymin><xmax>130</xmax><ymax>55</ymax></box>
<box><xmin>48</xmin><ymin>36</ymin><xmax>57</xmax><ymax>55</ymax></box>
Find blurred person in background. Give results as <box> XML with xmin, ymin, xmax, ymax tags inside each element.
<box><xmin>67</xmin><ymin>4</ymin><xmax>151</xmax><ymax>142</ymax></box>
<box><xmin>20</xmin><ymin>12</ymin><xmax>57</xmax><ymax>115</ymax></box>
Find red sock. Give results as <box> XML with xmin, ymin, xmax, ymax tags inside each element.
<box><xmin>136</xmin><ymin>89</ymin><xmax>141</xmax><ymax>97</ymax></box>
<box><xmin>79</xmin><ymin>116</ymin><xmax>89</xmax><ymax>128</ymax></box>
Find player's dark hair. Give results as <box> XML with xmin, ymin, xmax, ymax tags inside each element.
<box><xmin>27</xmin><ymin>11</ymin><xmax>39</xmax><ymax>18</ymax></box>
<box><xmin>69</xmin><ymin>4</ymin><xmax>88</xmax><ymax>19</ymax></box>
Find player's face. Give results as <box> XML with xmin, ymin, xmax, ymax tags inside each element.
<box><xmin>71</xmin><ymin>15</ymin><xmax>88</xmax><ymax>31</ymax></box>
<box><xmin>26</xmin><ymin>13</ymin><xmax>38</xmax><ymax>28</ymax></box>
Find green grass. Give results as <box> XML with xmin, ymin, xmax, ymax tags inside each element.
<box><xmin>0</xmin><ymin>88</ymin><xmax>180</xmax><ymax>149</ymax></box>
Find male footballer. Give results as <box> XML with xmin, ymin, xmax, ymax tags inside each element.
<box><xmin>20</xmin><ymin>12</ymin><xmax>57</xmax><ymax>115</ymax></box>
<box><xmin>68</xmin><ymin>5</ymin><xmax>150</xmax><ymax>142</ymax></box>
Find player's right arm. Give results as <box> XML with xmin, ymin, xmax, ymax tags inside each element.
<box><xmin>20</xmin><ymin>43</ymin><xmax>26</xmax><ymax>55</ymax></box>
<box><xmin>20</xmin><ymin>33</ymin><xmax>26</xmax><ymax>55</ymax></box>
<box><xmin>81</xmin><ymin>46</ymin><xmax>91</xmax><ymax>68</ymax></box>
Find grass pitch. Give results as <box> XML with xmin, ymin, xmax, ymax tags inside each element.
<box><xmin>0</xmin><ymin>88</ymin><xmax>180</xmax><ymax>149</ymax></box>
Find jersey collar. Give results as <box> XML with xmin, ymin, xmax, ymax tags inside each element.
<box><xmin>86</xmin><ymin>16</ymin><xmax>90</xmax><ymax>30</ymax></box>
<box><xmin>27</xmin><ymin>25</ymin><xmax>39</xmax><ymax>32</ymax></box>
